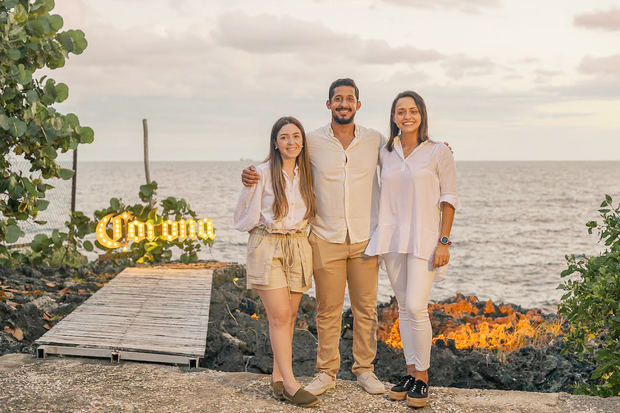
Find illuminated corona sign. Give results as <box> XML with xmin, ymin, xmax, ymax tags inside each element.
<box><xmin>96</xmin><ymin>211</ymin><xmax>214</xmax><ymax>251</ymax></box>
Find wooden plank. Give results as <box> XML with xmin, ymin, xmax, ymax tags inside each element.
<box><xmin>38</xmin><ymin>345</ymin><xmax>113</xmax><ymax>359</ymax></box>
<box><xmin>35</xmin><ymin>267</ymin><xmax>213</xmax><ymax>364</ymax></box>
<box><xmin>118</xmin><ymin>351</ymin><xmax>197</xmax><ymax>365</ymax></box>
<box><xmin>38</xmin><ymin>344</ymin><xmax>200</xmax><ymax>364</ymax></box>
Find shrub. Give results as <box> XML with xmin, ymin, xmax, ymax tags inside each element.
<box><xmin>0</xmin><ymin>0</ymin><xmax>92</xmax><ymax>255</ymax></box>
<box><xmin>558</xmin><ymin>195</ymin><xmax>620</xmax><ymax>397</ymax></box>
<box><xmin>94</xmin><ymin>181</ymin><xmax>215</xmax><ymax>264</ymax></box>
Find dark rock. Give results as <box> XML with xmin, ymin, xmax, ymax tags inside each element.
<box><xmin>212</xmin><ymin>264</ymin><xmax>246</xmax><ymax>288</ymax></box>
<box><xmin>202</xmin><ymin>264</ymin><xmax>596</xmax><ymax>394</ymax></box>
<box><xmin>238</xmin><ymin>298</ymin><xmax>257</xmax><ymax>315</ymax></box>
<box><xmin>0</xmin><ymin>260</ymin><xmax>125</xmax><ymax>357</ymax></box>
<box><xmin>0</xmin><ymin>261</ymin><xmax>597</xmax><ymax>395</ymax></box>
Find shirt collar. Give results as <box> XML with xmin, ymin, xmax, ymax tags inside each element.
<box><xmin>283</xmin><ymin>164</ymin><xmax>299</xmax><ymax>181</ymax></box>
<box><xmin>327</xmin><ymin>123</ymin><xmax>360</xmax><ymax>140</ymax></box>
<box><xmin>394</xmin><ymin>136</ymin><xmax>429</xmax><ymax>159</ymax></box>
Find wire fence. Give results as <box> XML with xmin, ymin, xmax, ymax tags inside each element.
<box><xmin>2</xmin><ymin>151</ymin><xmax>74</xmax><ymax>245</ymax></box>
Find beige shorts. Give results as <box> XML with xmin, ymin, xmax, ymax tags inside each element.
<box><xmin>250</xmin><ymin>234</ymin><xmax>312</xmax><ymax>294</ymax></box>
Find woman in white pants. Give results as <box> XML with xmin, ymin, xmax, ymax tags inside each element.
<box><xmin>365</xmin><ymin>91</ymin><xmax>459</xmax><ymax>408</ymax></box>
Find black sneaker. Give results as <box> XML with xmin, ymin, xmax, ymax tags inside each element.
<box><xmin>406</xmin><ymin>379</ymin><xmax>429</xmax><ymax>408</ymax></box>
<box><xmin>388</xmin><ymin>375</ymin><xmax>415</xmax><ymax>401</ymax></box>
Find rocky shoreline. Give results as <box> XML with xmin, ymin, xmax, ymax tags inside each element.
<box><xmin>205</xmin><ymin>264</ymin><xmax>595</xmax><ymax>393</ymax></box>
<box><xmin>0</xmin><ymin>261</ymin><xmax>126</xmax><ymax>355</ymax></box>
<box><xmin>0</xmin><ymin>262</ymin><xmax>596</xmax><ymax>394</ymax></box>
<box><xmin>3</xmin><ymin>353</ymin><xmax>619</xmax><ymax>413</ymax></box>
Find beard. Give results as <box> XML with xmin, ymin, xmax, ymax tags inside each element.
<box><xmin>332</xmin><ymin>110</ymin><xmax>356</xmax><ymax>125</ymax></box>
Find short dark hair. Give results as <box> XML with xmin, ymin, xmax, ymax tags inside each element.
<box><xmin>328</xmin><ymin>78</ymin><xmax>359</xmax><ymax>101</ymax></box>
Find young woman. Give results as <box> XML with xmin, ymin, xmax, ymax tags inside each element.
<box><xmin>233</xmin><ymin>116</ymin><xmax>318</xmax><ymax>408</ymax></box>
<box><xmin>365</xmin><ymin>91</ymin><xmax>459</xmax><ymax>408</ymax></box>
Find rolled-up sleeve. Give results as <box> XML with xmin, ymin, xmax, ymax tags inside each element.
<box><xmin>233</xmin><ymin>169</ymin><xmax>264</xmax><ymax>232</ymax></box>
<box><xmin>437</xmin><ymin>145</ymin><xmax>461</xmax><ymax>210</ymax></box>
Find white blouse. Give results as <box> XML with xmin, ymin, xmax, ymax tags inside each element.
<box><xmin>365</xmin><ymin>138</ymin><xmax>460</xmax><ymax>259</ymax></box>
<box><xmin>234</xmin><ymin>162</ymin><xmax>309</xmax><ymax>233</ymax></box>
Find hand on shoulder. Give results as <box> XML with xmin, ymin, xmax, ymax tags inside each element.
<box><xmin>241</xmin><ymin>165</ymin><xmax>260</xmax><ymax>187</ymax></box>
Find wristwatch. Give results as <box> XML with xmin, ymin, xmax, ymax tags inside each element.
<box><xmin>439</xmin><ymin>236</ymin><xmax>452</xmax><ymax>246</ymax></box>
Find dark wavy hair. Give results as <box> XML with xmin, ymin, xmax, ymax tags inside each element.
<box><xmin>386</xmin><ymin>91</ymin><xmax>429</xmax><ymax>152</ymax></box>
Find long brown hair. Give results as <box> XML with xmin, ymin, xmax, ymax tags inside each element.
<box><xmin>386</xmin><ymin>91</ymin><xmax>429</xmax><ymax>152</ymax></box>
<box><xmin>267</xmin><ymin>116</ymin><xmax>316</xmax><ymax>221</ymax></box>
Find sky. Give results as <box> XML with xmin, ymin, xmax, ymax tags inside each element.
<box><xmin>48</xmin><ymin>0</ymin><xmax>620</xmax><ymax>161</ymax></box>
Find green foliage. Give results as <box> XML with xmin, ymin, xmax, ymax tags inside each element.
<box><xmin>0</xmin><ymin>0</ymin><xmax>92</xmax><ymax>246</ymax></box>
<box><xmin>0</xmin><ymin>210</ymin><xmax>95</xmax><ymax>267</ymax></box>
<box><xmin>94</xmin><ymin>181</ymin><xmax>214</xmax><ymax>264</ymax></box>
<box><xmin>558</xmin><ymin>195</ymin><xmax>620</xmax><ymax>397</ymax></box>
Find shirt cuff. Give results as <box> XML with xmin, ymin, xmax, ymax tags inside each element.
<box><xmin>438</xmin><ymin>194</ymin><xmax>461</xmax><ymax>210</ymax></box>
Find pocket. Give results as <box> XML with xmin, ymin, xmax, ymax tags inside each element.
<box><xmin>307</xmin><ymin>231</ymin><xmax>316</xmax><ymax>246</ymax></box>
<box><xmin>300</xmin><ymin>239</ymin><xmax>313</xmax><ymax>272</ymax></box>
<box><xmin>247</xmin><ymin>230</ymin><xmax>265</xmax><ymax>252</ymax></box>
<box><xmin>246</xmin><ymin>236</ymin><xmax>274</xmax><ymax>284</ymax></box>
<box><xmin>299</xmin><ymin>238</ymin><xmax>313</xmax><ymax>287</ymax></box>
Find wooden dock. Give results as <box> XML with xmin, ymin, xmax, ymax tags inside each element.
<box><xmin>35</xmin><ymin>266</ymin><xmax>213</xmax><ymax>367</ymax></box>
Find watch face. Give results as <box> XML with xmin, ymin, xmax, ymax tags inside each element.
<box><xmin>440</xmin><ymin>237</ymin><xmax>449</xmax><ymax>245</ymax></box>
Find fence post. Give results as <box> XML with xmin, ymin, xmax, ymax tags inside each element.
<box><xmin>71</xmin><ymin>148</ymin><xmax>77</xmax><ymax>214</ymax></box>
<box><xmin>142</xmin><ymin>119</ymin><xmax>153</xmax><ymax>208</ymax></box>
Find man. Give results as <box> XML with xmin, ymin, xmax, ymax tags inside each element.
<box><xmin>242</xmin><ymin>78</ymin><xmax>386</xmax><ymax>396</ymax></box>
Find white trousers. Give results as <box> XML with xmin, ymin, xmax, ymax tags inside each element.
<box><xmin>384</xmin><ymin>253</ymin><xmax>435</xmax><ymax>370</ymax></box>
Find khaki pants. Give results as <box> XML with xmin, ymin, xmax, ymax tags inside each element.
<box><xmin>309</xmin><ymin>232</ymin><xmax>379</xmax><ymax>378</ymax></box>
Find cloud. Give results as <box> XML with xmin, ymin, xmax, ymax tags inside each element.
<box><xmin>533</xmin><ymin>69</ymin><xmax>561</xmax><ymax>83</ymax></box>
<box><xmin>535</xmin><ymin>112</ymin><xmax>594</xmax><ymax>119</ymax></box>
<box><xmin>212</xmin><ymin>12</ymin><xmax>348</xmax><ymax>54</ymax></box>
<box><xmin>380</xmin><ymin>0</ymin><xmax>501</xmax><ymax>14</ymax></box>
<box><xmin>573</xmin><ymin>8</ymin><xmax>620</xmax><ymax>31</ymax></box>
<box><xmin>579</xmin><ymin>54</ymin><xmax>620</xmax><ymax>79</ymax></box>
<box><xmin>212</xmin><ymin>12</ymin><xmax>442</xmax><ymax>65</ymax></box>
<box><xmin>441</xmin><ymin>55</ymin><xmax>495</xmax><ymax>79</ymax></box>
<box><xmin>41</xmin><ymin>18</ymin><xmax>239</xmax><ymax>99</ymax></box>
<box><xmin>541</xmin><ymin>77</ymin><xmax>620</xmax><ymax>100</ymax></box>
<box><xmin>355</xmin><ymin>39</ymin><xmax>443</xmax><ymax>64</ymax></box>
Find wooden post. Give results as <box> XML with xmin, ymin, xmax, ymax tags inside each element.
<box><xmin>71</xmin><ymin>148</ymin><xmax>77</xmax><ymax>214</ymax></box>
<box><xmin>142</xmin><ymin>119</ymin><xmax>153</xmax><ymax>208</ymax></box>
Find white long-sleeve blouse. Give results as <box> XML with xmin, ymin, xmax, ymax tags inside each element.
<box><xmin>233</xmin><ymin>162</ymin><xmax>308</xmax><ymax>233</ymax></box>
<box><xmin>365</xmin><ymin>138</ymin><xmax>460</xmax><ymax>259</ymax></box>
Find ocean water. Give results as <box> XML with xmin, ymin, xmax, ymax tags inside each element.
<box><xmin>36</xmin><ymin>161</ymin><xmax>620</xmax><ymax>309</ymax></box>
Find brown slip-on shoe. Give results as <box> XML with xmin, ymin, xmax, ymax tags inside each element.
<box><xmin>283</xmin><ymin>387</ymin><xmax>319</xmax><ymax>408</ymax></box>
<box><xmin>270</xmin><ymin>381</ymin><xmax>285</xmax><ymax>401</ymax></box>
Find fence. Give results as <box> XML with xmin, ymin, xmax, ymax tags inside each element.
<box><xmin>2</xmin><ymin>150</ymin><xmax>74</xmax><ymax>245</ymax></box>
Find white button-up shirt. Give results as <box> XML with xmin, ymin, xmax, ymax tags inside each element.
<box><xmin>365</xmin><ymin>138</ymin><xmax>460</xmax><ymax>259</ymax></box>
<box><xmin>234</xmin><ymin>162</ymin><xmax>308</xmax><ymax>233</ymax></box>
<box><xmin>307</xmin><ymin>124</ymin><xmax>385</xmax><ymax>244</ymax></box>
